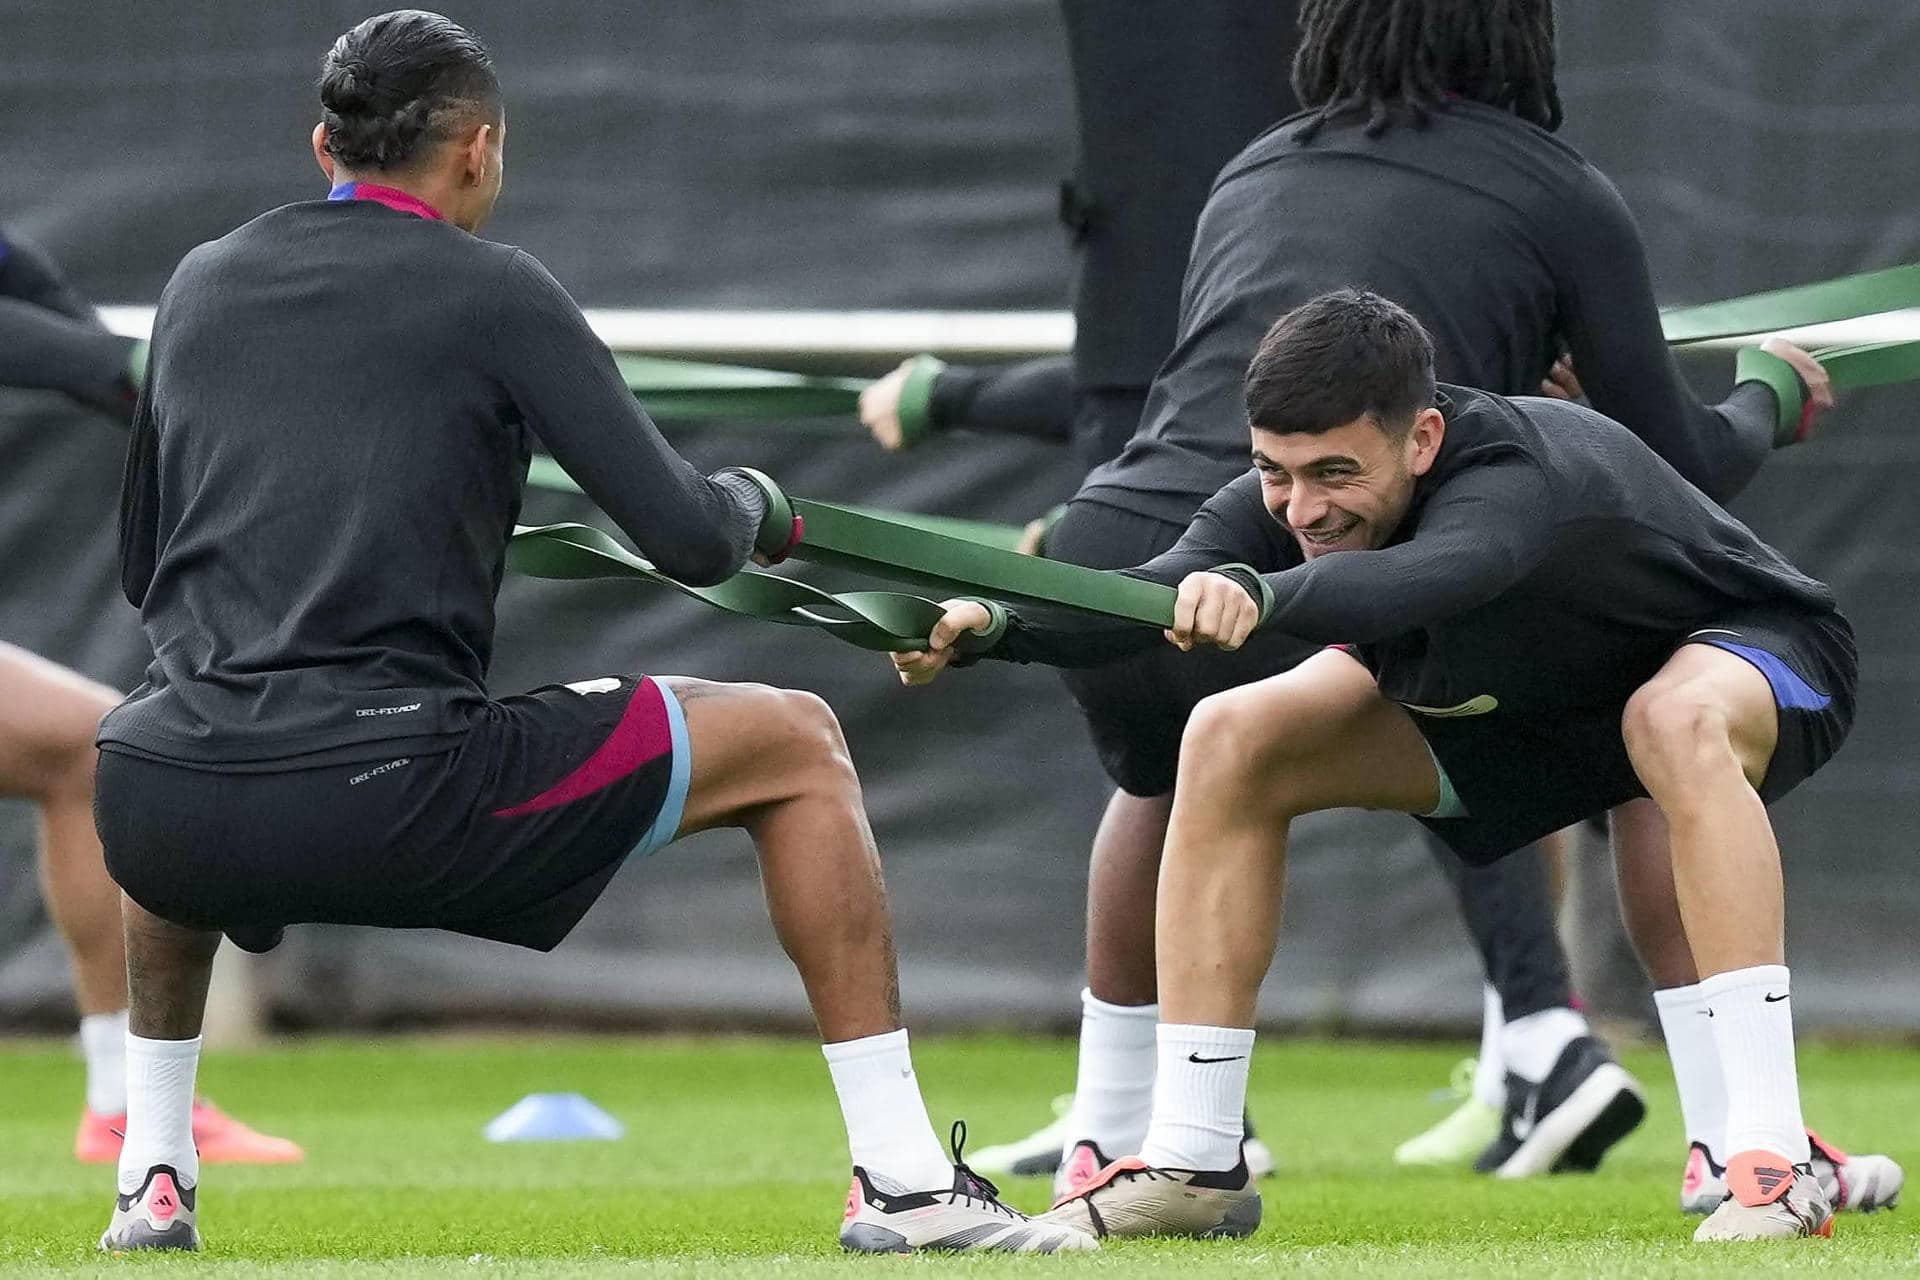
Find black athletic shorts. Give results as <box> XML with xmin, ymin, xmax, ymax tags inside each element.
<box><xmin>1411</xmin><ymin>606</ymin><xmax>1856</xmax><ymax>865</ymax></box>
<box><xmin>96</xmin><ymin>675</ymin><xmax>691</xmax><ymax>951</ymax></box>
<box><xmin>1045</xmin><ymin>497</ymin><xmax>1319</xmax><ymax>795</ymax></box>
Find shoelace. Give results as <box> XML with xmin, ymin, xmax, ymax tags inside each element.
<box><xmin>946</xmin><ymin>1121</ymin><xmax>1021</xmax><ymax>1219</ymax></box>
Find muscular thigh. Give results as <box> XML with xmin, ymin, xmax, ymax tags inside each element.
<box><xmin>0</xmin><ymin>642</ymin><xmax>118</xmax><ymax>795</ymax></box>
<box><xmin>662</xmin><ymin>676</ymin><xmax>848</xmax><ymax>836</ymax></box>
<box><xmin>1187</xmin><ymin>647</ymin><xmax>1441</xmax><ymax>816</ymax></box>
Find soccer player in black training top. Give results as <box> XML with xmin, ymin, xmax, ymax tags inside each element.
<box><xmin>904</xmin><ymin>291</ymin><xmax>1862</xmax><ymax>1243</ymax></box>
<box><xmin>93</xmin><ymin>12</ymin><xmax>1092</xmax><ymax>1257</ymax></box>
<box><xmin>863</xmin><ymin>0</ymin><xmax>1302</xmax><ymax>1188</ymax></box>
<box><xmin>0</xmin><ymin>234</ymin><xmax>301</xmax><ymax>1166</ymax></box>
<box><xmin>912</xmin><ymin>0</ymin><xmax>1904</xmax><ymax>1213</ymax></box>
<box><xmin>865</xmin><ymin>0</ymin><xmax>1657</xmax><ymax>1194</ymax></box>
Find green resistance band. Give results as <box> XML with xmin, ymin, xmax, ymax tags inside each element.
<box><xmin>523</xmin><ymin>454</ymin><xmax>1026</xmax><ymax>551</ymax></box>
<box><xmin>1735</xmin><ymin>338</ymin><xmax>1920</xmax><ymax>442</ymax></box>
<box><xmin>616</xmin><ymin>353</ymin><xmax>865</xmax><ymax>424</ymax></box>
<box><xmin>520</xmin><ymin>456</ymin><xmax>1173</xmax><ymax>626</ymax></box>
<box><xmin>1661</xmin><ymin>261</ymin><xmax>1920</xmax><ymax>345</ymax></box>
<box><xmin>509</xmin><ymin>521</ymin><xmax>1005</xmax><ymax>654</ymax></box>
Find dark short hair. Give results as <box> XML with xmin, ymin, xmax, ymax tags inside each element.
<box><xmin>1291</xmin><ymin>0</ymin><xmax>1561</xmax><ymax>139</ymax></box>
<box><xmin>318</xmin><ymin>10</ymin><xmax>501</xmax><ymax>170</ymax></box>
<box><xmin>1244</xmin><ymin>290</ymin><xmax>1436</xmax><ymax>437</ymax></box>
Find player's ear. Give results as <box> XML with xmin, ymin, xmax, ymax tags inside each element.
<box><xmin>313</xmin><ymin>124</ymin><xmax>336</xmax><ymax>183</ymax></box>
<box><xmin>1407</xmin><ymin>407</ymin><xmax>1445</xmax><ymax>476</ymax></box>
<box><xmin>462</xmin><ymin>121</ymin><xmax>496</xmax><ymax>187</ymax></box>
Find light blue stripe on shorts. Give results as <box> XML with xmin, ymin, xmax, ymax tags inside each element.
<box><xmin>633</xmin><ymin>680</ymin><xmax>692</xmax><ymax>857</ymax></box>
<box><xmin>1421</xmin><ymin>738</ymin><xmax>1469</xmax><ymax>819</ymax></box>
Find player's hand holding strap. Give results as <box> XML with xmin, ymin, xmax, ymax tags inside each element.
<box><xmin>715</xmin><ymin>465</ymin><xmax>805</xmax><ymax>564</ymax></box>
<box><xmin>1167</xmin><ymin>566</ymin><xmax>1271</xmax><ymax>653</ymax></box>
<box><xmin>890</xmin><ymin>599</ymin><xmax>1007</xmax><ymax>685</ymax></box>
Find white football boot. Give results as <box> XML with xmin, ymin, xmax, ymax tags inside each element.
<box><xmin>1693</xmin><ymin>1151</ymin><xmax>1834</xmax><ymax>1241</ymax></box>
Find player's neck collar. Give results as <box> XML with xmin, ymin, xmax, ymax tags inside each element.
<box><xmin>327</xmin><ymin>182</ymin><xmax>445</xmax><ymax>222</ymax></box>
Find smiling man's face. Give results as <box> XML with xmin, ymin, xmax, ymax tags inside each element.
<box><xmin>1250</xmin><ymin>407</ymin><xmax>1444</xmax><ymax>558</ymax></box>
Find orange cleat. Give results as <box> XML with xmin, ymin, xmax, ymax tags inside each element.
<box><xmin>76</xmin><ymin>1098</ymin><xmax>304</xmax><ymax>1165</ymax></box>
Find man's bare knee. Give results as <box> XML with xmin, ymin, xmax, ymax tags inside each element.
<box><xmin>1183</xmin><ymin>686</ymin><xmax>1306</xmax><ymax>793</ymax></box>
<box><xmin>1623</xmin><ymin>681</ymin><xmax>1738</xmax><ymax>789</ymax></box>
<box><xmin>764</xmin><ymin>688</ymin><xmax>857</xmax><ymax>792</ymax></box>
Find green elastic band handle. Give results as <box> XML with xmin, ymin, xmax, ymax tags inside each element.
<box><xmin>1210</xmin><ymin>563</ymin><xmax>1275</xmax><ymax>624</ymax></box>
<box><xmin>893</xmin><ymin>354</ymin><xmax>947</xmax><ymax>449</ymax></box>
<box><xmin>720</xmin><ymin>466</ymin><xmax>801</xmax><ymax>561</ymax></box>
<box><xmin>1735</xmin><ymin>348</ymin><xmax>1808</xmax><ymax>447</ymax></box>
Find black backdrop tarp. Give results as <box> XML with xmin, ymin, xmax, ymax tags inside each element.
<box><xmin>2</xmin><ymin>2</ymin><xmax>1916</xmax><ymax>1031</ymax></box>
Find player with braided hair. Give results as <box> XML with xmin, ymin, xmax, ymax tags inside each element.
<box><xmin>1291</xmin><ymin>0</ymin><xmax>1560</xmax><ymax>137</ymax></box>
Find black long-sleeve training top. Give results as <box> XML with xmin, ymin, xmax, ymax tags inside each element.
<box><xmin>1077</xmin><ymin>101</ymin><xmax>1779</xmax><ymax>524</ymax></box>
<box><xmin>101</xmin><ymin>194</ymin><xmax>764</xmax><ymax>767</ymax></box>
<box><xmin>988</xmin><ymin>387</ymin><xmax>1835</xmax><ymax>719</ymax></box>
<box><xmin>1058</xmin><ymin>0</ymin><xmax>1298</xmax><ymax>391</ymax></box>
<box><xmin>0</xmin><ymin>230</ymin><xmax>141</xmax><ymax>417</ymax></box>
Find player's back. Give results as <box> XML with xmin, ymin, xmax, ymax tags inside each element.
<box><xmin>1082</xmin><ymin>100</ymin><xmax>1616</xmax><ymax>521</ymax></box>
<box><xmin>105</xmin><ymin>198</ymin><xmax>529</xmax><ymax>766</ymax></box>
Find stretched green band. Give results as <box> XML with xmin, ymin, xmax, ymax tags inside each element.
<box><xmin>1662</xmin><ymin>261</ymin><xmax>1920</xmax><ymax>344</ymax></box>
<box><xmin>785</xmin><ymin>497</ymin><xmax>1174</xmax><ymax>625</ymax></box>
<box><xmin>524</xmin><ymin>454</ymin><xmax>1025</xmax><ymax>550</ymax></box>
<box><xmin>508</xmin><ymin>523</ymin><xmax>1096</xmax><ymax>656</ymax></box>
<box><xmin>616</xmin><ymin>353</ymin><xmax>866</xmax><ymax>424</ymax></box>
<box><xmin>510</xmin><ymin>522</ymin><xmax>965</xmax><ymax>653</ymax></box>
<box><xmin>892</xmin><ymin>353</ymin><xmax>947</xmax><ymax>448</ymax></box>
<box><xmin>516</xmin><ymin>461</ymin><xmax>1180</xmax><ymax>653</ymax></box>
<box><xmin>1736</xmin><ymin>338</ymin><xmax>1920</xmax><ymax>443</ymax></box>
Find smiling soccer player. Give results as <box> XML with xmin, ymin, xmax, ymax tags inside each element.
<box><xmin>903</xmin><ymin>290</ymin><xmax>1866</xmax><ymax>1243</ymax></box>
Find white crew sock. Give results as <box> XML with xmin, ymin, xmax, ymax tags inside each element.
<box><xmin>1700</xmin><ymin>965</ymin><xmax>1809</xmax><ymax>1163</ymax></box>
<box><xmin>1137</xmin><ymin>1024</ymin><xmax>1254</xmax><ymax>1171</ymax></box>
<box><xmin>119</xmin><ymin>1034</ymin><xmax>202</xmax><ymax>1194</ymax></box>
<box><xmin>1471</xmin><ymin>985</ymin><xmax>1505</xmax><ymax>1108</ymax></box>
<box><xmin>821</xmin><ymin>1028</ymin><xmax>953</xmax><ymax>1192</ymax></box>
<box><xmin>1499</xmin><ymin>1005</ymin><xmax>1589</xmax><ymax>1084</ymax></box>
<box><xmin>1061</xmin><ymin>989</ymin><xmax>1158</xmax><ymax>1160</ymax></box>
<box><xmin>1653</xmin><ymin>983</ymin><xmax>1728</xmax><ymax>1158</ymax></box>
<box><xmin>80</xmin><ymin>1009</ymin><xmax>131</xmax><ymax>1115</ymax></box>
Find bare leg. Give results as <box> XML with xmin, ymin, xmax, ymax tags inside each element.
<box><xmin>1622</xmin><ymin>643</ymin><xmax>1811</xmax><ymax>1183</ymax></box>
<box><xmin>1609</xmin><ymin>798</ymin><xmax>1699</xmax><ymax>988</ymax></box>
<box><xmin>1084</xmin><ymin>790</ymin><xmax>1172</xmax><ymax>1006</ymax></box>
<box><xmin>663</xmin><ymin>678</ymin><xmax>899</xmax><ymax>1043</ymax></box>
<box><xmin>0</xmin><ymin>643</ymin><xmax>125</xmax><ymax>1013</ymax></box>
<box><xmin>1620</xmin><ymin>647</ymin><xmax>1782</xmax><ymax>977</ymax></box>
<box><xmin>1157</xmin><ymin>650</ymin><xmax>1440</xmax><ymax>1027</ymax></box>
<box><xmin>123</xmin><ymin>897</ymin><xmax>220</xmax><ymax>1040</ymax></box>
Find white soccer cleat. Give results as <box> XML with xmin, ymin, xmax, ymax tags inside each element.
<box><xmin>1808</xmin><ymin>1130</ymin><xmax>1903</xmax><ymax>1213</ymax></box>
<box><xmin>1693</xmin><ymin>1152</ymin><xmax>1833</xmax><ymax>1241</ymax></box>
<box><xmin>838</xmin><ymin>1124</ymin><xmax>1096</xmax><ymax>1254</ymax></box>
<box><xmin>1682</xmin><ymin>1131</ymin><xmax>1902</xmax><ymax>1216</ymax></box>
<box><xmin>973</xmin><ymin>1093</ymin><xmax>1277</xmax><ymax>1185</ymax></box>
<box><xmin>1680</xmin><ymin>1141</ymin><xmax>1728</xmax><ymax>1214</ymax></box>
<box><xmin>99</xmin><ymin>1164</ymin><xmax>200</xmax><ymax>1253</ymax></box>
<box><xmin>1042</xmin><ymin>1155</ymin><xmax>1261</xmax><ymax>1240</ymax></box>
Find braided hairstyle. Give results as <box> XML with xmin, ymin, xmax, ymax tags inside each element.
<box><xmin>1290</xmin><ymin>0</ymin><xmax>1561</xmax><ymax>139</ymax></box>
<box><xmin>318</xmin><ymin>10</ymin><xmax>500</xmax><ymax>171</ymax></box>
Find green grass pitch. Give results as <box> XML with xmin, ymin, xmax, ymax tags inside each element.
<box><xmin>2</xmin><ymin>1034</ymin><xmax>1916</xmax><ymax>1276</ymax></box>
